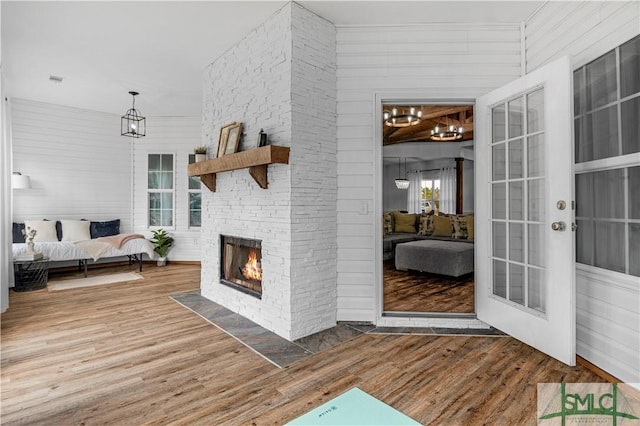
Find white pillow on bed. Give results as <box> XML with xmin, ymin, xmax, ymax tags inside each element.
<box><xmin>61</xmin><ymin>220</ymin><xmax>91</xmax><ymax>242</ymax></box>
<box><xmin>24</xmin><ymin>220</ymin><xmax>58</xmax><ymax>242</ymax></box>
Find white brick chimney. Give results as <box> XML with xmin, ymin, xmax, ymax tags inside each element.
<box><xmin>200</xmin><ymin>3</ymin><xmax>337</xmax><ymax>341</ymax></box>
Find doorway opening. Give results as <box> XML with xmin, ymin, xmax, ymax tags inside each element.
<box><xmin>382</xmin><ymin>103</ymin><xmax>475</xmax><ymax>315</ymax></box>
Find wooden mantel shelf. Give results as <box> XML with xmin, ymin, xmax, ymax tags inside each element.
<box><xmin>187</xmin><ymin>145</ymin><xmax>290</xmax><ymax>192</ymax></box>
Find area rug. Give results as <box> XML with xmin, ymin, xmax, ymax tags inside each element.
<box><xmin>48</xmin><ymin>272</ymin><xmax>143</xmax><ymax>291</ymax></box>
<box><xmin>285</xmin><ymin>388</ymin><xmax>420</xmax><ymax>425</ymax></box>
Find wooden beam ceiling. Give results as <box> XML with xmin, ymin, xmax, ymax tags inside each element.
<box><xmin>383</xmin><ymin>105</ymin><xmax>474</xmax><ymax>145</ymax></box>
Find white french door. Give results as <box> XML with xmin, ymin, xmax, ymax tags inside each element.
<box><xmin>476</xmin><ymin>57</ymin><xmax>576</xmax><ymax>365</ymax></box>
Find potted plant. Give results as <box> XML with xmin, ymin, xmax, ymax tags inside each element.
<box><xmin>151</xmin><ymin>228</ymin><xmax>174</xmax><ymax>266</ymax></box>
<box><xmin>194</xmin><ymin>145</ymin><xmax>207</xmax><ymax>162</ymax></box>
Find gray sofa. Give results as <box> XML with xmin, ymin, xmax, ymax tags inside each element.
<box><xmin>383</xmin><ymin>211</ymin><xmax>474</xmax><ymax>277</ymax></box>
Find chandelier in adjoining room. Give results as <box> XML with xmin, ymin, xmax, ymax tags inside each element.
<box><xmin>383</xmin><ymin>107</ymin><xmax>422</xmax><ymax>128</ymax></box>
<box><xmin>395</xmin><ymin>157</ymin><xmax>410</xmax><ymax>190</ymax></box>
<box><xmin>430</xmin><ymin>118</ymin><xmax>463</xmax><ymax>141</ymax></box>
<box><xmin>121</xmin><ymin>91</ymin><xmax>146</xmax><ymax>138</ymax></box>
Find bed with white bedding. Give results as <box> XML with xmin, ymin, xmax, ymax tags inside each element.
<box><xmin>12</xmin><ymin>236</ymin><xmax>156</xmax><ymax>277</ymax></box>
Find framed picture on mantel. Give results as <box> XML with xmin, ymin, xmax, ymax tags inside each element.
<box><xmin>224</xmin><ymin>123</ymin><xmax>243</xmax><ymax>156</ymax></box>
<box><xmin>217</xmin><ymin>122</ymin><xmax>236</xmax><ymax>158</ymax></box>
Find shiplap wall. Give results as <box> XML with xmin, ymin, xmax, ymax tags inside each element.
<box><xmin>526</xmin><ymin>1</ymin><xmax>640</xmax><ymax>385</ymax></box>
<box><xmin>336</xmin><ymin>24</ymin><xmax>522</xmax><ymax>321</ymax></box>
<box><xmin>526</xmin><ymin>1</ymin><xmax>640</xmax><ymax>71</ymax></box>
<box><xmin>10</xmin><ymin>99</ymin><xmax>202</xmax><ymax>263</ymax></box>
<box><xmin>11</xmin><ymin>99</ymin><xmax>132</xmax><ymax>228</ymax></box>
<box><xmin>132</xmin><ymin>116</ymin><xmax>202</xmax><ymax>261</ymax></box>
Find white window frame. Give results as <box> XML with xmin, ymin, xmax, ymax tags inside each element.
<box><xmin>574</xmin><ymin>35</ymin><xmax>640</xmax><ymax>277</ymax></box>
<box><xmin>420</xmin><ymin>176</ymin><xmax>440</xmax><ymax>213</ymax></box>
<box><xmin>187</xmin><ymin>154</ymin><xmax>202</xmax><ymax>229</ymax></box>
<box><xmin>147</xmin><ymin>152</ymin><xmax>176</xmax><ymax>230</ymax></box>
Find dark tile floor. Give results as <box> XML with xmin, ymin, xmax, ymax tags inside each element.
<box><xmin>171</xmin><ymin>292</ymin><xmax>506</xmax><ymax>368</ymax></box>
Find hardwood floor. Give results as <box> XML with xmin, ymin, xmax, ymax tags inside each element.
<box><xmin>383</xmin><ymin>260</ymin><xmax>474</xmax><ymax>313</ymax></box>
<box><xmin>2</xmin><ymin>264</ymin><xmax>604</xmax><ymax>425</ymax></box>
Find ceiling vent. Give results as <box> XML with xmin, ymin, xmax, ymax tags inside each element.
<box><xmin>49</xmin><ymin>75</ymin><xmax>63</xmax><ymax>83</ymax></box>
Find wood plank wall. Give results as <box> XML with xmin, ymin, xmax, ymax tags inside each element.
<box><xmin>132</xmin><ymin>116</ymin><xmax>203</xmax><ymax>261</ymax></box>
<box><xmin>526</xmin><ymin>1</ymin><xmax>640</xmax><ymax>71</ymax></box>
<box><xmin>10</xmin><ymin>99</ymin><xmax>203</xmax><ymax>262</ymax></box>
<box><xmin>525</xmin><ymin>1</ymin><xmax>640</xmax><ymax>386</ymax></box>
<box><xmin>11</xmin><ymin>99</ymin><xmax>132</xmax><ymax>228</ymax></box>
<box><xmin>335</xmin><ymin>24</ymin><xmax>522</xmax><ymax>321</ymax></box>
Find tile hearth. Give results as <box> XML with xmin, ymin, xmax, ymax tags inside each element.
<box><xmin>171</xmin><ymin>292</ymin><xmax>505</xmax><ymax>368</ymax></box>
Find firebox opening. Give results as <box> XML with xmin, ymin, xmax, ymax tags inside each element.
<box><xmin>220</xmin><ymin>235</ymin><xmax>263</xmax><ymax>299</ymax></box>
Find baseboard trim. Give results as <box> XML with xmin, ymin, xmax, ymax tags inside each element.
<box><xmin>577</xmin><ymin>356</ymin><xmax>621</xmax><ymax>383</ymax></box>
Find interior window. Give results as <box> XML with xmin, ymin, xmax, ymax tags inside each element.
<box><xmin>188</xmin><ymin>154</ymin><xmax>202</xmax><ymax>228</ymax></box>
<box><xmin>148</xmin><ymin>153</ymin><xmax>174</xmax><ymax>228</ymax></box>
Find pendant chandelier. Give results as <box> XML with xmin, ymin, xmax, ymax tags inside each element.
<box><xmin>121</xmin><ymin>91</ymin><xmax>146</xmax><ymax>138</ymax></box>
<box><xmin>383</xmin><ymin>107</ymin><xmax>422</xmax><ymax>128</ymax></box>
<box><xmin>430</xmin><ymin>117</ymin><xmax>463</xmax><ymax>141</ymax></box>
<box><xmin>395</xmin><ymin>157</ymin><xmax>410</xmax><ymax>190</ymax></box>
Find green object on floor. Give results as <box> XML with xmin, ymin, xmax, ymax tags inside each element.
<box><xmin>285</xmin><ymin>387</ymin><xmax>421</xmax><ymax>426</ymax></box>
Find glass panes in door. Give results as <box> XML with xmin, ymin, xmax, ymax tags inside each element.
<box><xmin>490</xmin><ymin>88</ymin><xmax>546</xmax><ymax>314</ymax></box>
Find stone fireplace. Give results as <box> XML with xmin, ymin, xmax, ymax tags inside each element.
<box><xmin>220</xmin><ymin>235</ymin><xmax>262</xmax><ymax>298</ymax></box>
<box><xmin>199</xmin><ymin>3</ymin><xmax>338</xmax><ymax>341</ymax></box>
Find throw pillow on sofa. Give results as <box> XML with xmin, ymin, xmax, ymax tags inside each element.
<box><xmin>418</xmin><ymin>211</ymin><xmax>435</xmax><ymax>236</ymax></box>
<box><xmin>393</xmin><ymin>211</ymin><xmax>417</xmax><ymax>233</ymax></box>
<box><xmin>382</xmin><ymin>213</ymin><xmax>393</xmax><ymax>235</ymax></box>
<box><xmin>432</xmin><ymin>215</ymin><xmax>453</xmax><ymax>237</ymax></box>
<box><xmin>61</xmin><ymin>220</ymin><xmax>91</xmax><ymax>242</ymax></box>
<box><xmin>451</xmin><ymin>215</ymin><xmax>469</xmax><ymax>239</ymax></box>
<box><xmin>90</xmin><ymin>219</ymin><xmax>120</xmax><ymax>238</ymax></box>
<box><xmin>23</xmin><ymin>220</ymin><xmax>58</xmax><ymax>242</ymax></box>
<box><xmin>12</xmin><ymin>222</ymin><xmax>25</xmax><ymax>243</ymax></box>
<box><xmin>466</xmin><ymin>215</ymin><xmax>475</xmax><ymax>240</ymax></box>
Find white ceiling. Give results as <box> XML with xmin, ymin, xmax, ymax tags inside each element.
<box><xmin>1</xmin><ymin>1</ymin><xmax>543</xmax><ymax>117</ymax></box>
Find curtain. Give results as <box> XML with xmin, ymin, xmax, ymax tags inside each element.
<box><xmin>406</xmin><ymin>171</ymin><xmax>422</xmax><ymax>214</ymax></box>
<box><xmin>440</xmin><ymin>167</ymin><xmax>456</xmax><ymax>214</ymax></box>
<box><xmin>1</xmin><ymin>96</ymin><xmax>12</xmax><ymax>312</ymax></box>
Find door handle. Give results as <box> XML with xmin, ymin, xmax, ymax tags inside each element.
<box><xmin>551</xmin><ymin>221</ymin><xmax>566</xmax><ymax>231</ymax></box>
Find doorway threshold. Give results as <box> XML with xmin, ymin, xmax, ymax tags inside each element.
<box><xmin>383</xmin><ymin>311</ymin><xmax>476</xmax><ymax>319</ymax></box>
<box><xmin>377</xmin><ymin>312</ymin><xmax>491</xmax><ymax>330</ymax></box>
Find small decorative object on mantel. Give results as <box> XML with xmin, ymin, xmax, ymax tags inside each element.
<box><xmin>194</xmin><ymin>145</ymin><xmax>207</xmax><ymax>162</ymax></box>
<box><xmin>257</xmin><ymin>128</ymin><xmax>268</xmax><ymax>147</ymax></box>
<box><xmin>151</xmin><ymin>228</ymin><xmax>174</xmax><ymax>267</ymax></box>
<box><xmin>223</xmin><ymin>122</ymin><xmax>243</xmax><ymax>156</ymax></box>
<box><xmin>217</xmin><ymin>122</ymin><xmax>237</xmax><ymax>158</ymax></box>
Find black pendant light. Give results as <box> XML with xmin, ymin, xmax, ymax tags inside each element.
<box><xmin>121</xmin><ymin>91</ymin><xmax>146</xmax><ymax>138</ymax></box>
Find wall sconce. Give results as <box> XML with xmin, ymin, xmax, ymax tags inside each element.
<box><xmin>11</xmin><ymin>172</ymin><xmax>31</xmax><ymax>189</ymax></box>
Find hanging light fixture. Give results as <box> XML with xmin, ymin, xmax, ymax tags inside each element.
<box><xmin>383</xmin><ymin>106</ymin><xmax>422</xmax><ymax>128</ymax></box>
<box><xmin>430</xmin><ymin>116</ymin><xmax>463</xmax><ymax>141</ymax></box>
<box><xmin>121</xmin><ymin>91</ymin><xmax>146</xmax><ymax>138</ymax></box>
<box><xmin>395</xmin><ymin>158</ymin><xmax>410</xmax><ymax>190</ymax></box>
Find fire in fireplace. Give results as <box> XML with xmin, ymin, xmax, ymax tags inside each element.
<box><xmin>220</xmin><ymin>235</ymin><xmax>262</xmax><ymax>298</ymax></box>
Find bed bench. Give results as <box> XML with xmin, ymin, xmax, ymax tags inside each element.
<box><xmin>12</xmin><ymin>219</ymin><xmax>156</xmax><ymax>277</ymax></box>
